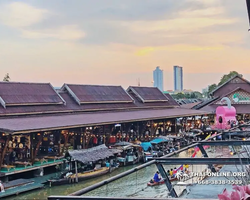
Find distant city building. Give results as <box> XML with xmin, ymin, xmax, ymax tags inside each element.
<box><xmin>153</xmin><ymin>66</ymin><xmax>163</xmax><ymax>91</ymax></box>
<box><xmin>173</xmin><ymin>66</ymin><xmax>183</xmax><ymax>91</ymax></box>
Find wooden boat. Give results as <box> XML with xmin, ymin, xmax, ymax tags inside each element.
<box><xmin>48</xmin><ymin>166</ymin><xmax>116</xmax><ymax>186</ymax></box>
<box><xmin>147</xmin><ymin>176</ymin><xmax>178</xmax><ymax>186</ymax></box>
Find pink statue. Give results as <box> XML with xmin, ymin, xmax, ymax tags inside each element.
<box><xmin>215</xmin><ymin>97</ymin><xmax>236</xmax><ymax>130</ymax></box>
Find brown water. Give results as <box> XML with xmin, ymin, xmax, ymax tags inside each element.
<box><xmin>4</xmin><ymin>146</ymin><xmax>230</xmax><ymax>200</ymax></box>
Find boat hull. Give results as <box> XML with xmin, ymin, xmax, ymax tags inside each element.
<box><xmin>147</xmin><ymin>177</ymin><xmax>178</xmax><ymax>186</ymax></box>
<box><xmin>48</xmin><ymin>167</ymin><xmax>116</xmax><ymax>186</ymax></box>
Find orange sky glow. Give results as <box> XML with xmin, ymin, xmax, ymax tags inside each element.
<box><xmin>0</xmin><ymin>0</ymin><xmax>250</xmax><ymax>92</ymax></box>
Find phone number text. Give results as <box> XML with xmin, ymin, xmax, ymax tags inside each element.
<box><xmin>197</xmin><ymin>180</ymin><xmax>242</xmax><ymax>185</ymax></box>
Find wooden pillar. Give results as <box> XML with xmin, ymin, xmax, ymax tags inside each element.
<box><xmin>137</xmin><ymin>122</ymin><xmax>139</xmax><ymax>140</ymax></box>
<box><xmin>60</xmin><ymin>131</ymin><xmax>69</xmax><ymax>156</ymax></box>
<box><xmin>150</xmin><ymin>121</ymin><xmax>154</xmax><ymax>138</ymax></box>
<box><xmin>163</xmin><ymin>121</ymin><xmax>166</xmax><ymax>136</ymax></box>
<box><xmin>58</xmin><ymin>131</ymin><xmax>62</xmax><ymax>155</ymax></box>
<box><xmin>32</xmin><ymin>133</ymin><xmax>43</xmax><ymax>164</ymax></box>
<box><xmin>30</xmin><ymin>133</ymin><xmax>34</xmax><ymax>161</ymax></box>
<box><xmin>0</xmin><ymin>134</ymin><xmax>11</xmax><ymax>168</ymax></box>
<box><xmin>75</xmin><ymin>160</ymin><xmax>78</xmax><ymax>182</ymax></box>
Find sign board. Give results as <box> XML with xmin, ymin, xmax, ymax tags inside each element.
<box><xmin>233</xmin><ymin>93</ymin><xmax>250</xmax><ymax>103</ymax></box>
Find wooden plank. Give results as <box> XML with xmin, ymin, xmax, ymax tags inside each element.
<box><xmin>0</xmin><ymin>135</ymin><xmax>11</xmax><ymax>168</ymax></box>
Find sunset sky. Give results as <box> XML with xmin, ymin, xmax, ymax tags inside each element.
<box><xmin>0</xmin><ymin>0</ymin><xmax>250</xmax><ymax>92</ymax></box>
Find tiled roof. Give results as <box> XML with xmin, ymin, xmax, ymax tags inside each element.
<box><xmin>63</xmin><ymin>84</ymin><xmax>133</xmax><ymax>104</ymax></box>
<box><xmin>0</xmin><ymin>82</ymin><xmax>64</xmax><ymax>108</ymax></box>
<box><xmin>211</xmin><ymin>75</ymin><xmax>250</xmax><ymax>97</ymax></box>
<box><xmin>127</xmin><ymin>86</ymin><xmax>168</xmax><ymax>103</ymax></box>
<box><xmin>0</xmin><ymin>108</ymin><xmax>210</xmax><ymax>133</ymax></box>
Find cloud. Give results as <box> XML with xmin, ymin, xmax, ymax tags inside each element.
<box><xmin>0</xmin><ymin>2</ymin><xmax>49</xmax><ymax>28</ymax></box>
<box><xmin>135</xmin><ymin>44</ymin><xmax>224</xmax><ymax>56</ymax></box>
<box><xmin>21</xmin><ymin>25</ymin><xmax>86</xmax><ymax>40</ymax></box>
<box><xmin>0</xmin><ymin>2</ymin><xmax>85</xmax><ymax>41</ymax></box>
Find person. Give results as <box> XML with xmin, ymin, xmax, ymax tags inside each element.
<box><xmin>167</xmin><ymin>170</ymin><xmax>170</xmax><ymax>176</ymax></box>
<box><xmin>0</xmin><ymin>181</ymin><xmax>5</xmax><ymax>193</ymax></box>
<box><xmin>169</xmin><ymin>169</ymin><xmax>173</xmax><ymax>177</ymax></box>
<box><xmin>153</xmin><ymin>171</ymin><xmax>161</xmax><ymax>182</ymax></box>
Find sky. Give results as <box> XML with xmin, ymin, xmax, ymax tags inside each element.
<box><xmin>0</xmin><ymin>0</ymin><xmax>250</xmax><ymax>92</ymax></box>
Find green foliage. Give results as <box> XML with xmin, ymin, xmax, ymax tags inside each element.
<box><xmin>208</xmin><ymin>84</ymin><xmax>217</xmax><ymax>94</ymax></box>
<box><xmin>218</xmin><ymin>71</ymin><xmax>242</xmax><ymax>86</ymax></box>
<box><xmin>3</xmin><ymin>73</ymin><xmax>10</xmax><ymax>82</ymax></box>
<box><xmin>171</xmin><ymin>91</ymin><xmax>202</xmax><ymax>99</ymax></box>
<box><xmin>206</xmin><ymin>71</ymin><xmax>242</xmax><ymax>96</ymax></box>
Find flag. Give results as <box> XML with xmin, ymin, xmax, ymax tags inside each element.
<box><xmin>174</xmin><ymin>165</ymin><xmax>183</xmax><ymax>173</ymax></box>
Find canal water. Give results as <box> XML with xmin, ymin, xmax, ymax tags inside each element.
<box><xmin>4</xmin><ymin>146</ymin><xmax>231</xmax><ymax>200</ymax></box>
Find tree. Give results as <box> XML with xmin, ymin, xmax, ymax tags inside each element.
<box><xmin>208</xmin><ymin>84</ymin><xmax>217</xmax><ymax>94</ymax></box>
<box><xmin>218</xmin><ymin>71</ymin><xmax>242</xmax><ymax>86</ymax></box>
<box><xmin>3</xmin><ymin>73</ymin><xmax>10</xmax><ymax>82</ymax></box>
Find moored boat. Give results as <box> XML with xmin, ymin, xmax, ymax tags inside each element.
<box><xmin>48</xmin><ymin>144</ymin><xmax>121</xmax><ymax>186</ymax></box>
<box><xmin>48</xmin><ymin>166</ymin><xmax>117</xmax><ymax>186</ymax></box>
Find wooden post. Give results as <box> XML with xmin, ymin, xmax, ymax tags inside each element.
<box><xmin>150</xmin><ymin>121</ymin><xmax>154</xmax><ymax>138</ymax></box>
<box><xmin>0</xmin><ymin>134</ymin><xmax>11</xmax><ymax>169</ymax></box>
<box><xmin>60</xmin><ymin>131</ymin><xmax>69</xmax><ymax>156</ymax></box>
<box><xmin>163</xmin><ymin>121</ymin><xmax>166</xmax><ymax>136</ymax></box>
<box><xmin>32</xmin><ymin>133</ymin><xmax>43</xmax><ymax>164</ymax></box>
<box><xmin>137</xmin><ymin>122</ymin><xmax>139</xmax><ymax>140</ymax></box>
<box><xmin>58</xmin><ymin>131</ymin><xmax>62</xmax><ymax>156</ymax></box>
<box><xmin>75</xmin><ymin>160</ymin><xmax>78</xmax><ymax>182</ymax></box>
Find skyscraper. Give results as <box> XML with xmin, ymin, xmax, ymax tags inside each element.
<box><xmin>174</xmin><ymin>66</ymin><xmax>183</xmax><ymax>91</ymax></box>
<box><xmin>153</xmin><ymin>66</ymin><xmax>163</xmax><ymax>91</ymax></box>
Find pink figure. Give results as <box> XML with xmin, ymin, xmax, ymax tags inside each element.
<box><xmin>215</xmin><ymin>97</ymin><xmax>236</xmax><ymax>130</ymax></box>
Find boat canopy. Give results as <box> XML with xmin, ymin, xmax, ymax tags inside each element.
<box><xmin>140</xmin><ymin>142</ymin><xmax>152</xmax><ymax>151</ymax></box>
<box><xmin>67</xmin><ymin>144</ymin><xmax>122</xmax><ymax>164</ymax></box>
<box><xmin>150</xmin><ymin>137</ymin><xmax>168</xmax><ymax>144</ymax></box>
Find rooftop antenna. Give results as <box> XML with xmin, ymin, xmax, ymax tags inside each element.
<box><xmin>247</xmin><ymin>0</ymin><xmax>250</xmax><ymax>31</ymax></box>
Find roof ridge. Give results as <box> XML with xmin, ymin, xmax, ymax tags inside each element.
<box><xmin>65</xmin><ymin>83</ymin><xmax>123</xmax><ymax>87</ymax></box>
<box><xmin>0</xmin><ymin>81</ymin><xmax>50</xmax><ymax>85</ymax></box>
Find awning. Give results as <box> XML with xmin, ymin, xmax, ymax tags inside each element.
<box><xmin>140</xmin><ymin>142</ymin><xmax>152</xmax><ymax>151</ymax></box>
<box><xmin>68</xmin><ymin>144</ymin><xmax>122</xmax><ymax>164</ymax></box>
<box><xmin>0</xmin><ymin>108</ymin><xmax>210</xmax><ymax>134</ymax></box>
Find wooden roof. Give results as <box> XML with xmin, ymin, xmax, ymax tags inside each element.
<box><xmin>127</xmin><ymin>86</ymin><xmax>168</xmax><ymax>103</ymax></box>
<box><xmin>0</xmin><ymin>82</ymin><xmax>65</xmax><ymax>108</ymax></box>
<box><xmin>63</xmin><ymin>84</ymin><xmax>133</xmax><ymax>104</ymax></box>
<box><xmin>210</xmin><ymin>75</ymin><xmax>250</xmax><ymax>97</ymax></box>
<box><xmin>0</xmin><ymin>108</ymin><xmax>209</xmax><ymax>134</ymax></box>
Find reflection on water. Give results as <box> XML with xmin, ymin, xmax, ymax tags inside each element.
<box><xmin>4</xmin><ymin>146</ymin><xmax>230</xmax><ymax>200</ymax></box>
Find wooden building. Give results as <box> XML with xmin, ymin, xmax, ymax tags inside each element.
<box><xmin>0</xmin><ymin>81</ymin><xmax>208</xmax><ymax>180</ymax></box>
<box><xmin>192</xmin><ymin>75</ymin><xmax>250</xmax><ymax>122</ymax></box>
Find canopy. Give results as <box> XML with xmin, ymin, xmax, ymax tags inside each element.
<box><xmin>150</xmin><ymin>137</ymin><xmax>168</xmax><ymax>144</ymax></box>
<box><xmin>140</xmin><ymin>142</ymin><xmax>152</xmax><ymax>151</ymax></box>
<box><xmin>68</xmin><ymin>144</ymin><xmax>122</xmax><ymax>164</ymax></box>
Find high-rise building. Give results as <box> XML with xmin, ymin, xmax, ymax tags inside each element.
<box><xmin>174</xmin><ymin>66</ymin><xmax>183</xmax><ymax>91</ymax></box>
<box><xmin>153</xmin><ymin>66</ymin><xmax>163</xmax><ymax>91</ymax></box>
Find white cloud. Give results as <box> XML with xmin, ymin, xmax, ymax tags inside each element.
<box><xmin>21</xmin><ymin>25</ymin><xmax>86</xmax><ymax>40</ymax></box>
<box><xmin>0</xmin><ymin>2</ymin><xmax>85</xmax><ymax>41</ymax></box>
<box><xmin>0</xmin><ymin>2</ymin><xmax>49</xmax><ymax>28</ymax></box>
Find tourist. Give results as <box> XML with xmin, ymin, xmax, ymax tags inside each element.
<box><xmin>0</xmin><ymin>181</ymin><xmax>5</xmax><ymax>193</ymax></box>
<box><xmin>153</xmin><ymin>171</ymin><xmax>161</xmax><ymax>182</ymax></box>
<box><xmin>169</xmin><ymin>168</ymin><xmax>173</xmax><ymax>176</ymax></box>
